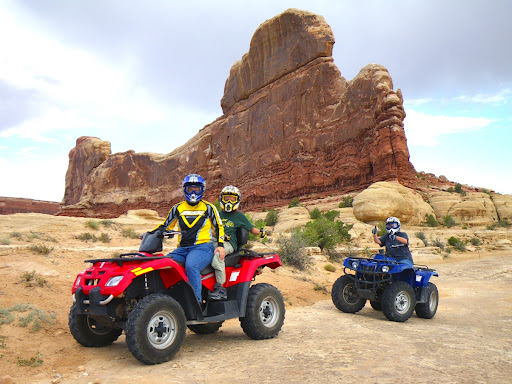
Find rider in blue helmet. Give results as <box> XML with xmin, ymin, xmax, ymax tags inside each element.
<box><xmin>149</xmin><ymin>174</ymin><xmax>225</xmax><ymax>303</ymax></box>
<box><xmin>372</xmin><ymin>216</ymin><xmax>413</xmax><ymax>265</ymax></box>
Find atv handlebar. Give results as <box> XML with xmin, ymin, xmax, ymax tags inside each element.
<box><xmin>162</xmin><ymin>230</ymin><xmax>182</xmax><ymax>238</ymax></box>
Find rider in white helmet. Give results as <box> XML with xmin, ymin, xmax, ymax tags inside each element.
<box><xmin>209</xmin><ymin>185</ymin><xmax>265</xmax><ymax>300</ymax></box>
<box><xmin>372</xmin><ymin>216</ymin><xmax>413</xmax><ymax>265</ymax></box>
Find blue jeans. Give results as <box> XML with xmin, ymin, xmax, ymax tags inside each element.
<box><xmin>169</xmin><ymin>242</ymin><xmax>214</xmax><ymax>302</ymax></box>
<box><xmin>397</xmin><ymin>258</ymin><xmax>414</xmax><ymax>266</ymax></box>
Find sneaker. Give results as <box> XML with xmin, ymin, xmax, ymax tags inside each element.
<box><xmin>208</xmin><ymin>283</ymin><xmax>227</xmax><ymax>301</ymax></box>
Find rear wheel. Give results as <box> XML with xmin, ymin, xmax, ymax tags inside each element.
<box><xmin>331</xmin><ymin>275</ymin><xmax>366</xmax><ymax>313</ymax></box>
<box><xmin>68</xmin><ymin>304</ymin><xmax>122</xmax><ymax>347</ymax></box>
<box><xmin>187</xmin><ymin>321</ymin><xmax>224</xmax><ymax>334</ymax></box>
<box><xmin>381</xmin><ymin>282</ymin><xmax>416</xmax><ymax>322</ymax></box>
<box><xmin>240</xmin><ymin>283</ymin><xmax>285</xmax><ymax>340</ymax></box>
<box><xmin>415</xmin><ymin>282</ymin><xmax>439</xmax><ymax>319</ymax></box>
<box><xmin>125</xmin><ymin>294</ymin><xmax>186</xmax><ymax>365</ymax></box>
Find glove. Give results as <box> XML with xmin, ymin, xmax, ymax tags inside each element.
<box><xmin>260</xmin><ymin>228</ymin><xmax>266</xmax><ymax>238</ymax></box>
<box><xmin>389</xmin><ymin>234</ymin><xmax>396</xmax><ymax>241</ymax></box>
<box><xmin>372</xmin><ymin>226</ymin><xmax>377</xmax><ymax>235</ymax></box>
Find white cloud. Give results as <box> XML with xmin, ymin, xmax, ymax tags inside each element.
<box><xmin>404</xmin><ymin>110</ymin><xmax>495</xmax><ymax>147</ymax></box>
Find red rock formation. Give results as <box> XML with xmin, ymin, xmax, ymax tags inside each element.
<box><xmin>0</xmin><ymin>197</ymin><xmax>60</xmax><ymax>215</ymax></box>
<box><xmin>58</xmin><ymin>8</ymin><xmax>417</xmax><ymax>218</ymax></box>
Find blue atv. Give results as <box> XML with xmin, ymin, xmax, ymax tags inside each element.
<box><xmin>331</xmin><ymin>254</ymin><xmax>439</xmax><ymax>322</ymax></box>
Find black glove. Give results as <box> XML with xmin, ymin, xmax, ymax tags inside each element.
<box><xmin>372</xmin><ymin>226</ymin><xmax>377</xmax><ymax>235</ymax></box>
<box><xmin>260</xmin><ymin>228</ymin><xmax>266</xmax><ymax>238</ymax></box>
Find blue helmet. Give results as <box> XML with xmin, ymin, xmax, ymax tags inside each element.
<box><xmin>182</xmin><ymin>174</ymin><xmax>205</xmax><ymax>204</ymax></box>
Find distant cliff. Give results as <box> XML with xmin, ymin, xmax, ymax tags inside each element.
<box><xmin>0</xmin><ymin>197</ymin><xmax>60</xmax><ymax>215</ymax></box>
<box><xmin>58</xmin><ymin>8</ymin><xmax>416</xmax><ymax>218</ymax></box>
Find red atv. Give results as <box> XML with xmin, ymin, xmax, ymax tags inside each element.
<box><xmin>69</xmin><ymin>229</ymin><xmax>285</xmax><ymax>364</ymax></box>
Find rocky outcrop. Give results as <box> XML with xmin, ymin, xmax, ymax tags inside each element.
<box><xmin>58</xmin><ymin>8</ymin><xmax>417</xmax><ymax>218</ymax></box>
<box><xmin>0</xmin><ymin>197</ymin><xmax>60</xmax><ymax>215</ymax></box>
<box><xmin>352</xmin><ymin>182</ymin><xmax>434</xmax><ymax>225</ymax></box>
<box><xmin>492</xmin><ymin>194</ymin><xmax>512</xmax><ymax>222</ymax></box>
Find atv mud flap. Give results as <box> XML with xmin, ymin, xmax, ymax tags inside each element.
<box><xmin>74</xmin><ymin>287</ymin><xmax>110</xmax><ymax>316</ymax></box>
<box><xmin>416</xmin><ymin>286</ymin><xmax>428</xmax><ymax>304</ymax></box>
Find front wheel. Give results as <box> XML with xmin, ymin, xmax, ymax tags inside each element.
<box><xmin>381</xmin><ymin>282</ymin><xmax>416</xmax><ymax>322</ymax></box>
<box><xmin>68</xmin><ymin>304</ymin><xmax>122</xmax><ymax>347</ymax></box>
<box><xmin>240</xmin><ymin>283</ymin><xmax>285</xmax><ymax>340</ymax></box>
<box><xmin>125</xmin><ymin>294</ymin><xmax>186</xmax><ymax>365</ymax></box>
<box><xmin>331</xmin><ymin>275</ymin><xmax>366</xmax><ymax>313</ymax></box>
<box><xmin>415</xmin><ymin>282</ymin><xmax>439</xmax><ymax>319</ymax></box>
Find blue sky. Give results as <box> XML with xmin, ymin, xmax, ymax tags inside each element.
<box><xmin>1</xmin><ymin>0</ymin><xmax>511</xmax><ymax>202</ymax></box>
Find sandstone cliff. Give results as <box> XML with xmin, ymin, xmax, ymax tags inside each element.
<box><xmin>0</xmin><ymin>197</ymin><xmax>60</xmax><ymax>215</ymax></box>
<box><xmin>58</xmin><ymin>8</ymin><xmax>417</xmax><ymax>218</ymax></box>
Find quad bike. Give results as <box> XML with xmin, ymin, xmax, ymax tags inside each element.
<box><xmin>331</xmin><ymin>253</ymin><xmax>439</xmax><ymax>322</ymax></box>
<box><xmin>69</xmin><ymin>228</ymin><xmax>285</xmax><ymax>364</ymax></box>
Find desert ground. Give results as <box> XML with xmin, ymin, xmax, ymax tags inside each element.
<box><xmin>0</xmin><ymin>209</ymin><xmax>511</xmax><ymax>384</ymax></box>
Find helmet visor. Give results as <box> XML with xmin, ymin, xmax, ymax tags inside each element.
<box><xmin>386</xmin><ymin>222</ymin><xmax>399</xmax><ymax>230</ymax></box>
<box><xmin>185</xmin><ymin>185</ymin><xmax>202</xmax><ymax>194</ymax></box>
<box><xmin>221</xmin><ymin>194</ymin><xmax>238</xmax><ymax>203</ymax></box>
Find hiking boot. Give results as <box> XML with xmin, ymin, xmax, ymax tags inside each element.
<box><xmin>209</xmin><ymin>283</ymin><xmax>227</xmax><ymax>301</ymax></box>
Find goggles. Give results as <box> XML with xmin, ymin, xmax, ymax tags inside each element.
<box><xmin>386</xmin><ymin>222</ymin><xmax>399</xmax><ymax>230</ymax></box>
<box><xmin>221</xmin><ymin>194</ymin><xmax>238</xmax><ymax>203</ymax></box>
<box><xmin>185</xmin><ymin>185</ymin><xmax>202</xmax><ymax>194</ymax></box>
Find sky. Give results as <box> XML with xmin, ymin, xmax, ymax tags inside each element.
<box><xmin>1</xmin><ymin>0</ymin><xmax>511</xmax><ymax>202</ymax></box>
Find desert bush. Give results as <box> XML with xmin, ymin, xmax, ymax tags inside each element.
<box><xmin>326</xmin><ymin>248</ymin><xmax>343</xmax><ymax>262</ymax></box>
<box><xmin>415</xmin><ymin>232</ymin><xmax>428</xmax><ymax>246</ymax></box>
<box><xmin>323</xmin><ymin>210</ymin><xmax>340</xmax><ymax>222</ymax></box>
<box><xmin>288</xmin><ymin>197</ymin><xmax>300</xmax><ymax>208</ymax></box>
<box><xmin>98</xmin><ymin>233</ymin><xmax>112</xmax><ymax>243</ymax></box>
<box><xmin>265</xmin><ymin>208</ymin><xmax>279</xmax><ymax>227</ymax></box>
<box><xmin>454</xmin><ymin>183</ymin><xmax>466</xmax><ymax>196</ymax></box>
<box><xmin>121</xmin><ymin>227</ymin><xmax>140</xmax><ymax>239</ymax></box>
<box><xmin>10</xmin><ymin>232</ymin><xmax>23</xmax><ymax>239</ymax></box>
<box><xmin>448</xmin><ymin>236</ymin><xmax>466</xmax><ymax>252</ymax></box>
<box><xmin>443</xmin><ymin>215</ymin><xmax>456</xmax><ymax>228</ymax></box>
<box><xmin>324</xmin><ymin>264</ymin><xmax>336</xmax><ymax>272</ymax></box>
<box><xmin>86</xmin><ymin>220</ymin><xmax>99</xmax><ymax>230</ymax></box>
<box><xmin>301</xmin><ymin>216</ymin><xmax>352</xmax><ymax>251</ymax></box>
<box><xmin>338</xmin><ymin>195</ymin><xmax>354</xmax><ymax>208</ymax></box>
<box><xmin>310</xmin><ymin>207</ymin><xmax>321</xmax><ymax>220</ymax></box>
<box><xmin>77</xmin><ymin>232</ymin><xmax>94</xmax><ymax>242</ymax></box>
<box><xmin>276</xmin><ymin>231</ymin><xmax>311</xmax><ymax>270</ymax></box>
<box><xmin>1</xmin><ymin>237</ymin><xmax>10</xmax><ymax>245</ymax></box>
<box><xmin>29</xmin><ymin>245</ymin><xmax>53</xmax><ymax>255</ymax></box>
<box><xmin>432</xmin><ymin>237</ymin><xmax>445</xmax><ymax>250</ymax></box>
<box><xmin>1</xmin><ymin>304</ymin><xmax>56</xmax><ymax>332</ymax></box>
<box><xmin>20</xmin><ymin>271</ymin><xmax>47</xmax><ymax>287</ymax></box>
<box><xmin>17</xmin><ymin>351</ymin><xmax>43</xmax><ymax>367</ymax></box>
<box><xmin>426</xmin><ymin>214</ymin><xmax>439</xmax><ymax>227</ymax></box>
<box><xmin>26</xmin><ymin>232</ymin><xmax>42</xmax><ymax>241</ymax></box>
<box><xmin>101</xmin><ymin>219</ymin><xmax>115</xmax><ymax>228</ymax></box>
<box><xmin>471</xmin><ymin>237</ymin><xmax>481</xmax><ymax>246</ymax></box>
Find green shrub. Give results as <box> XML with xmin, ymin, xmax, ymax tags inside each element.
<box><xmin>265</xmin><ymin>209</ymin><xmax>279</xmax><ymax>227</ymax></box>
<box><xmin>86</xmin><ymin>220</ymin><xmax>99</xmax><ymax>230</ymax></box>
<box><xmin>310</xmin><ymin>208</ymin><xmax>321</xmax><ymax>220</ymax></box>
<box><xmin>301</xmin><ymin>216</ymin><xmax>352</xmax><ymax>251</ymax></box>
<box><xmin>98</xmin><ymin>233</ymin><xmax>112</xmax><ymax>243</ymax></box>
<box><xmin>288</xmin><ymin>197</ymin><xmax>300</xmax><ymax>208</ymax></box>
<box><xmin>121</xmin><ymin>227</ymin><xmax>140</xmax><ymax>239</ymax></box>
<box><xmin>101</xmin><ymin>219</ymin><xmax>115</xmax><ymax>228</ymax></box>
<box><xmin>448</xmin><ymin>236</ymin><xmax>466</xmax><ymax>251</ymax></box>
<box><xmin>376</xmin><ymin>222</ymin><xmax>387</xmax><ymax>236</ymax></box>
<box><xmin>324</xmin><ymin>264</ymin><xmax>336</xmax><ymax>272</ymax></box>
<box><xmin>213</xmin><ymin>199</ymin><xmax>221</xmax><ymax>212</ymax></box>
<box><xmin>323</xmin><ymin>210</ymin><xmax>340</xmax><ymax>222</ymax></box>
<box><xmin>426</xmin><ymin>214</ymin><xmax>439</xmax><ymax>227</ymax></box>
<box><xmin>9</xmin><ymin>232</ymin><xmax>23</xmax><ymax>239</ymax></box>
<box><xmin>443</xmin><ymin>215</ymin><xmax>456</xmax><ymax>228</ymax></box>
<box><xmin>20</xmin><ymin>271</ymin><xmax>47</xmax><ymax>287</ymax></box>
<box><xmin>432</xmin><ymin>237</ymin><xmax>445</xmax><ymax>250</ymax></box>
<box><xmin>17</xmin><ymin>351</ymin><xmax>43</xmax><ymax>367</ymax></box>
<box><xmin>454</xmin><ymin>183</ymin><xmax>466</xmax><ymax>196</ymax></box>
<box><xmin>77</xmin><ymin>232</ymin><xmax>94</xmax><ymax>242</ymax></box>
<box><xmin>1</xmin><ymin>238</ymin><xmax>10</xmax><ymax>245</ymax></box>
<box><xmin>471</xmin><ymin>238</ymin><xmax>481</xmax><ymax>246</ymax></box>
<box><xmin>415</xmin><ymin>232</ymin><xmax>428</xmax><ymax>246</ymax></box>
<box><xmin>29</xmin><ymin>245</ymin><xmax>53</xmax><ymax>255</ymax></box>
<box><xmin>276</xmin><ymin>231</ymin><xmax>311</xmax><ymax>270</ymax></box>
<box><xmin>338</xmin><ymin>196</ymin><xmax>354</xmax><ymax>208</ymax></box>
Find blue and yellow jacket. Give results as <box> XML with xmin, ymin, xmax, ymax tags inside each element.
<box><xmin>153</xmin><ymin>200</ymin><xmax>224</xmax><ymax>248</ymax></box>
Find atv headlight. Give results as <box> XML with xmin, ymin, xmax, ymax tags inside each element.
<box><xmin>382</xmin><ymin>266</ymin><xmax>390</xmax><ymax>273</ymax></box>
<box><xmin>106</xmin><ymin>276</ymin><xmax>124</xmax><ymax>287</ymax></box>
<box><xmin>351</xmin><ymin>261</ymin><xmax>358</xmax><ymax>269</ymax></box>
<box><xmin>74</xmin><ymin>276</ymin><xmax>81</xmax><ymax>287</ymax></box>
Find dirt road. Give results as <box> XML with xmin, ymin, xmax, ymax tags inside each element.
<box><xmin>0</xmin><ymin>214</ymin><xmax>511</xmax><ymax>383</ymax></box>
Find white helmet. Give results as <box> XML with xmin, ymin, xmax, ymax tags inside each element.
<box><xmin>385</xmin><ymin>216</ymin><xmax>401</xmax><ymax>235</ymax></box>
<box><xmin>220</xmin><ymin>185</ymin><xmax>241</xmax><ymax>212</ymax></box>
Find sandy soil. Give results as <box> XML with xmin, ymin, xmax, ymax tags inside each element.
<box><xmin>0</xmin><ymin>213</ymin><xmax>511</xmax><ymax>384</ymax></box>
